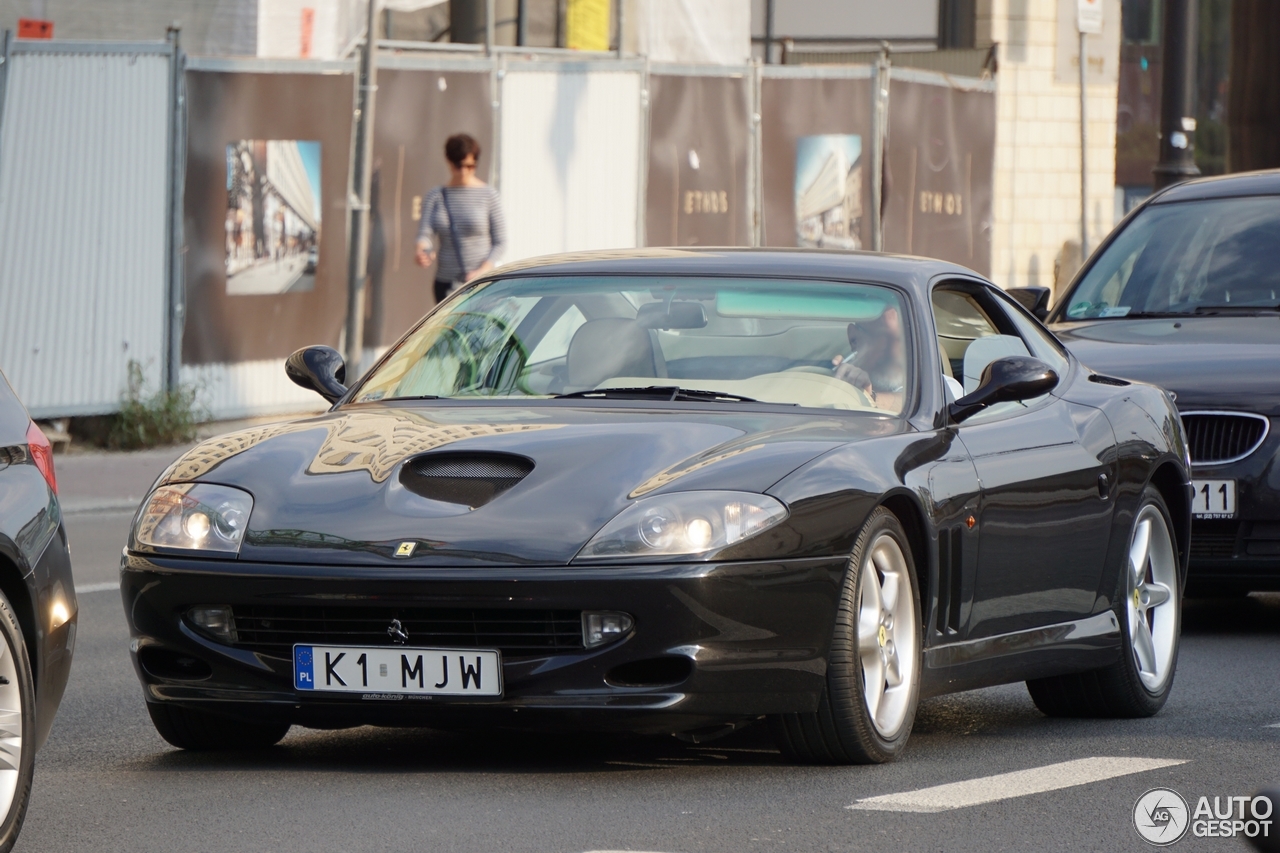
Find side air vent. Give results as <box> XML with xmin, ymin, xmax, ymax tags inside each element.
<box><xmin>1088</xmin><ymin>373</ymin><xmax>1131</xmax><ymax>386</ymax></box>
<box><xmin>1181</xmin><ymin>412</ymin><xmax>1269</xmax><ymax>466</ymax></box>
<box><xmin>399</xmin><ymin>452</ymin><xmax>534</xmax><ymax>507</ymax></box>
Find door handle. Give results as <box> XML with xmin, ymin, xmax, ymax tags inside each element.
<box><xmin>1097</xmin><ymin>472</ymin><xmax>1110</xmax><ymax>500</ymax></box>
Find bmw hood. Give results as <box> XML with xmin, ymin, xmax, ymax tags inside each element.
<box><xmin>1054</xmin><ymin>316</ymin><xmax>1280</xmax><ymax>415</ymax></box>
<box><xmin>157</xmin><ymin>404</ymin><xmax>901</xmax><ymax>566</ymax></box>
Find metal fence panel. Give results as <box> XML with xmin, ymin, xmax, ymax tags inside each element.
<box><xmin>499</xmin><ymin>63</ymin><xmax>644</xmax><ymax>263</ymax></box>
<box><xmin>0</xmin><ymin>43</ymin><xmax>173</xmax><ymax>417</ymax></box>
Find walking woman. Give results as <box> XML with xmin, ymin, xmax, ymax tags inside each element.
<box><xmin>414</xmin><ymin>133</ymin><xmax>508</xmax><ymax>304</ymax></box>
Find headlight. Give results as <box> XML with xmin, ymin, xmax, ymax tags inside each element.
<box><xmin>131</xmin><ymin>483</ymin><xmax>253</xmax><ymax>555</ymax></box>
<box><xmin>576</xmin><ymin>491</ymin><xmax>788</xmax><ymax>561</ymax></box>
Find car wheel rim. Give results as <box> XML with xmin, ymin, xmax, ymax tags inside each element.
<box><xmin>0</xmin><ymin>631</ymin><xmax>21</xmax><ymax>817</ymax></box>
<box><xmin>1126</xmin><ymin>504</ymin><xmax>1179</xmax><ymax>692</ymax></box>
<box><xmin>857</xmin><ymin>533</ymin><xmax>917</xmax><ymax>738</ymax></box>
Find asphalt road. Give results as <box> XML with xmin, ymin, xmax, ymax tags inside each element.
<box><xmin>15</xmin><ymin>455</ymin><xmax>1279</xmax><ymax>852</ymax></box>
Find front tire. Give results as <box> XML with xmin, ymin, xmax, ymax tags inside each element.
<box><xmin>147</xmin><ymin>703</ymin><xmax>291</xmax><ymax>751</ymax></box>
<box><xmin>0</xmin><ymin>591</ymin><xmax>35</xmax><ymax>853</ymax></box>
<box><xmin>1027</xmin><ymin>485</ymin><xmax>1181</xmax><ymax>718</ymax></box>
<box><xmin>771</xmin><ymin>507</ymin><xmax>922</xmax><ymax>764</ymax></box>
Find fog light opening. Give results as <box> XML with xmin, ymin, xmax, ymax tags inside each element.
<box><xmin>605</xmin><ymin>656</ymin><xmax>694</xmax><ymax>688</ymax></box>
<box><xmin>582</xmin><ymin>611</ymin><xmax>634</xmax><ymax>648</ymax></box>
<box><xmin>186</xmin><ymin>605</ymin><xmax>238</xmax><ymax>644</ymax></box>
<box><xmin>138</xmin><ymin>646</ymin><xmax>213</xmax><ymax>682</ymax></box>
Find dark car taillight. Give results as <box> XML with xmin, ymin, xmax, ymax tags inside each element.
<box><xmin>25</xmin><ymin>421</ymin><xmax>57</xmax><ymax>495</ymax></box>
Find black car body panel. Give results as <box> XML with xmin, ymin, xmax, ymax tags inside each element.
<box><xmin>1048</xmin><ymin>170</ymin><xmax>1280</xmax><ymax>591</ymax></box>
<box><xmin>0</xmin><ymin>372</ymin><xmax>76</xmax><ymax>749</ymax></box>
<box><xmin>121</xmin><ymin>249</ymin><xmax>1190</xmax><ymax>733</ymax></box>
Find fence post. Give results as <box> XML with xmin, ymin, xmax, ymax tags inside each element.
<box><xmin>344</xmin><ymin>0</ymin><xmax>380</xmax><ymax>378</ymax></box>
<box><xmin>0</xmin><ymin>31</ymin><xmax>11</xmax><ymax>166</ymax></box>
<box><xmin>751</xmin><ymin>61</ymin><xmax>763</xmax><ymax>246</ymax></box>
<box><xmin>870</xmin><ymin>45</ymin><xmax>891</xmax><ymax>252</ymax></box>
<box><xmin>491</xmin><ymin>54</ymin><xmax>503</xmax><ymax>192</ymax></box>
<box><xmin>164</xmin><ymin>27</ymin><xmax>186</xmax><ymax>394</ymax></box>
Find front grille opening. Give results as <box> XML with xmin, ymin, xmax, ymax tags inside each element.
<box><xmin>1182</xmin><ymin>412</ymin><xmax>1269</xmax><ymax>465</ymax></box>
<box><xmin>1189</xmin><ymin>520</ymin><xmax>1240</xmax><ymax>560</ymax></box>
<box><xmin>605</xmin><ymin>656</ymin><xmax>694</xmax><ymax>687</ymax></box>
<box><xmin>399</xmin><ymin>451</ymin><xmax>534</xmax><ymax>507</ymax></box>
<box><xmin>231</xmin><ymin>606</ymin><xmax>583</xmax><ymax>660</ymax></box>
<box><xmin>138</xmin><ymin>646</ymin><xmax>213</xmax><ymax>681</ymax></box>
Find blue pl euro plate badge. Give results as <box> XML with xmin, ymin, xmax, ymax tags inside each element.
<box><xmin>294</xmin><ymin>646</ymin><xmax>315</xmax><ymax>690</ymax></box>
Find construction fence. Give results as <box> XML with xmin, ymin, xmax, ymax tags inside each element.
<box><xmin>0</xmin><ymin>39</ymin><xmax>995</xmax><ymax>420</ymax></box>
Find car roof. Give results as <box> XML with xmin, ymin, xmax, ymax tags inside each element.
<box><xmin>489</xmin><ymin>248</ymin><xmax>984</xmax><ymax>301</ymax></box>
<box><xmin>1150</xmin><ymin>168</ymin><xmax>1280</xmax><ymax>204</ymax></box>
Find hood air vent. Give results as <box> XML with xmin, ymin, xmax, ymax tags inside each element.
<box><xmin>399</xmin><ymin>452</ymin><xmax>534</xmax><ymax>507</ymax></box>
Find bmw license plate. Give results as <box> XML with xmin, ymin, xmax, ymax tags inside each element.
<box><xmin>1192</xmin><ymin>479</ymin><xmax>1236</xmax><ymax>519</ymax></box>
<box><xmin>294</xmin><ymin>645</ymin><xmax>502</xmax><ymax>697</ymax></box>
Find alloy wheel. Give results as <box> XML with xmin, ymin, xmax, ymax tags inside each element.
<box><xmin>1126</xmin><ymin>504</ymin><xmax>1179</xmax><ymax>692</ymax></box>
<box><xmin>857</xmin><ymin>533</ymin><xmax>918</xmax><ymax>738</ymax></box>
<box><xmin>0</xmin><ymin>630</ymin><xmax>22</xmax><ymax>817</ymax></box>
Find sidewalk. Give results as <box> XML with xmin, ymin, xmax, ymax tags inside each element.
<box><xmin>56</xmin><ymin>411</ymin><xmax>323</xmax><ymax>513</ymax></box>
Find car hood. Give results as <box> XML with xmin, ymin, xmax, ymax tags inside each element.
<box><xmin>1053</xmin><ymin>316</ymin><xmax>1280</xmax><ymax>415</ymax></box>
<box><xmin>158</xmin><ymin>404</ymin><xmax>902</xmax><ymax>566</ymax></box>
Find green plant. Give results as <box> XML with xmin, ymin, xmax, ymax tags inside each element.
<box><xmin>107</xmin><ymin>361</ymin><xmax>208</xmax><ymax>450</ymax></box>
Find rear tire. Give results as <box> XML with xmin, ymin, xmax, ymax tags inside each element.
<box><xmin>1027</xmin><ymin>485</ymin><xmax>1181</xmax><ymax>718</ymax></box>
<box><xmin>0</xmin><ymin>590</ymin><xmax>35</xmax><ymax>853</ymax></box>
<box><xmin>770</xmin><ymin>507</ymin><xmax>922</xmax><ymax>764</ymax></box>
<box><xmin>146</xmin><ymin>703</ymin><xmax>291</xmax><ymax>751</ymax></box>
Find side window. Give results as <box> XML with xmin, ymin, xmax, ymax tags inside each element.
<box><xmin>992</xmin><ymin>291</ymin><xmax>1071</xmax><ymax>378</ymax></box>
<box><xmin>933</xmin><ymin>284</ymin><xmax>1051</xmax><ymax>423</ymax></box>
<box><xmin>931</xmin><ymin>289</ymin><xmax>1029</xmax><ymax>396</ymax></box>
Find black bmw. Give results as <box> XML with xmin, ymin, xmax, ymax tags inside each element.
<box><xmin>1035</xmin><ymin>170</ymin><xmax>1280</xmax><ymax>596</ymax></box>
<box><xmin>0</xmin><ymin>371</ymin><xmax>75</xmax><ymax>849</ymax></box>
<box><xmin>122</xmin><ymin>250</ymin><xmax>1190</xmax><ymax>763</ymax></box>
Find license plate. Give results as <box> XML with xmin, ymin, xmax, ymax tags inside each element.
<box><xmin>1192</xmin><ymin>479</ymin><xmax>1236</xmax><ymax>519</ymax></box>
<box><xmin>294</xmin><ymin>645</ymin><xmax>502</xmax><ymax>697</ymax></box>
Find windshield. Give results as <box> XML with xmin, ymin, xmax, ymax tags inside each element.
<box><xmin>354</xmin><ymin>276</ymin><xmax>911</xmax><ymax>414</ymax></box>
<box><xmin>1062</xmin><ymin>196</ymin><xmax>1280</xmax><ymax>319</ymax></box>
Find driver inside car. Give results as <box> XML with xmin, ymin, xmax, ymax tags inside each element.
<box><xmin>832</xmin><ymin>306</ymin><xmax>907</xmax><ymax>412</ymax></box>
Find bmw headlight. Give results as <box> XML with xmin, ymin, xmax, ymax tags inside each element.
<box><xmin>130</xmin><ymin>483</ymin><xmax>253</xmax><ymax>555</ymax></box>
<box><xmin>576</xmin><ymin>491</ymin><xmax>788</xmax><ymax>561</ymax></box>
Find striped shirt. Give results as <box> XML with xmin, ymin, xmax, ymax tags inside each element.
<box><xmin>416</xmin><ymin>185</ymin><xmax>508</xmax><ymax>282</ymax></box>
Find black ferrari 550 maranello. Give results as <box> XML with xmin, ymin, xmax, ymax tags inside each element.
<box><xmin>1015</xmin><ymin>170</ymin><xmax>1280</xmax><ymax>596</ymax></box>
<box><xmin>0</xmin><ymin>371</ymin><xmax>75</xmax><ymax>849</ymax></box>
<box><xmin>122</xmin><ymin>249</ymin><xmax>1191</xmax><ymax>764</ymax></box>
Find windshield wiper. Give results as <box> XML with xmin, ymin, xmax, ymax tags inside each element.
<box><xmin>1192</xmin><ymin>304</ymin><xmax>1280</xmax><ymax>315</ymax></box>
<box><xmin>554</xmin><ymin>385</ymin><xmax>760</xmax><ymax>403</ymax></box>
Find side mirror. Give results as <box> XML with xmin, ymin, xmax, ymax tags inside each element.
<box><xmin>948</xmin><ymin>356</ymin><xmax>1058</xmax><ymax>423</ymax></box>
<box><xmin>1006</xmin><ymin>286</ymin><xmax>1051</xmax><ymax>320</ymax></box>
<box><xmin>286</xmin><ymin>345</ymin><xmax>348</xmax><ymax>404</ymax></box>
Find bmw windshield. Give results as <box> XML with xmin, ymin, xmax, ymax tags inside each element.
<box><xmin>1061</xmin><ymin>196</ymin><xmax>1280</xmax><ymax>319</ymax></box>
<box><xmin>353</xmin><ymin>276</ymin><xmax>911</xmax><ymax>414</ymax></box>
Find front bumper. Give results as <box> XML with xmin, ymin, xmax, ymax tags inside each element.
<box><xmin>1187</xmin><ymin>425</ymin><xmax>1280</xmax><ymax>591</ymax></box>
<box><xmin>121</xmin><ymin>552</ymin><xmax>846</xmax><ymax>733</ymax></box>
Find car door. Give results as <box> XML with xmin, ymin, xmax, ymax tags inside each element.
<box><xmin>934</xmin><ymin>281</ymin><xmax>1117</xmax><ymax>640</ymax></box>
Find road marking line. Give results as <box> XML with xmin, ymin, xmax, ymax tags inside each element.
<box><xmin>847</xmin><ymin>756</ymin><xmax>1187</xmax><ymax>813</ymax></box>
<box><xmin>1267</xmin><ymin>723</ymin><xmax>1280</xmax><ymax>728</ymax></box>
<box><xmin>77</xmin><ymin>582</ymin><xmax>120</xmax><ymax>594</ymax></box>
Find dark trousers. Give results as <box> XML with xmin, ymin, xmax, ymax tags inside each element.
<box><xmin>434</xmin><ymin>279</ymin><xmax>454</xmax><ymax>304</ymax></box>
